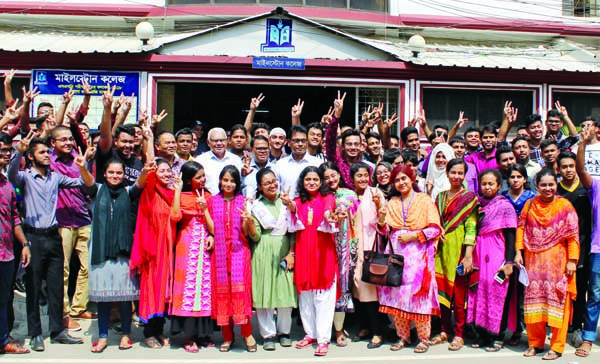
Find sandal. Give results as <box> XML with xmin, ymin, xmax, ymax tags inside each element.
<box><xmin>414</xmin><ymin>340</ymin><xmax>430</xmax><ymax>353</ymax></box>
<box><xmin>295</xmin><ymin>336</ymin><xmax>316</xmax><ymax>349</ymax></box>
<box><xmin>219</xmin><ymin>341</ymin><xmax>233</xmax><ymax>352</ymax></box>
<box><xmin>314</xmin><ymin>343</ymin><xmax>328</xmax><ymax>356</ymax></box>
<box><xmin>198</xmin><ymin>336</ymin><xmax>215</xmax><ymax>348</ymax></box>
<box><xmin>485</xmin><ymin>340</ymin><xmax>503</xmax><ymax>352</ymax></box>
<box><xmin>471</xmin><ymin>338</ymin><xmax>491</xmax><ymax>349</ymax></box>
<box><xmin>430</xmin><ymin>332</ymin><xmax>448</xmax><ymax>345</ymax></box>
<box><xmin>144</xmin><ymin>336</ymin><xmax>162</xmax><ymax>349</ymax></box>
<box><xmin>0</xmin><ymin>341</ymin><xmax>30</xmax><ymax>354</ymax></box>
<box><xmin>119</xmin><ymin>335</ymin><xmax>133</xmax><ymax>350</ymax></box>
<box><xmin>523</xmin><ymin>346</ymin><xmax>544</xmax><ymax>357</ymax></box>
<box><xmin>244</xmin><ymin>336</ymin><xmax>257</xmax><ymax>353</ymax></box>
<box><xmin>390</xmin><ymin>339</ymin><xmax>409</xmax><ymax>351</ymax></box>
<box><xmin>507</xmin><ymin>333</ymin><xmax>522</xmax><ymax>346</ymax></box>
<box><xmin>575</xmin><ymin>340</ymin><xmax>592</xmax><ymax>357</ymax></box>
<box><xmin>157</xmin><ymin>335</ymin><xmax>170</xmax><ymax>347</ymax></box>
<box><xmin>183</xmin><ymin>342</ymin><xmax>199</xmax><ymax>353</ymax></box>
<box><xmin>448</xmin><ymin>337</ymin><xmax>464</xmax><ymax>351</ymax></box>
<box><xmin>91</xmin><ymin>339</ymin><xmax>108</xmax><ymax>354</ymax></box>
<box><xmin>541</xmin><ymin>350</ymin><xmax>562</xmax><ymax>360</ymax></box>
<box><xmin>335</xmin><ymin>330</ymin><xmax>348</xmax><ymax>347</ymax></box>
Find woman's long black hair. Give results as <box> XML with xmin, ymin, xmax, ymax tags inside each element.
<box><xmin>296</xmin><ymin>165</ymin><xmax>333</xmax><ymax>203</ymax></box>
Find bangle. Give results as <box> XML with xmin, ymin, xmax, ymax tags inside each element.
<box><xmin>23</xmin><ymin>242</ymin><xmax>31</xmax><ymax>248</ymax></box>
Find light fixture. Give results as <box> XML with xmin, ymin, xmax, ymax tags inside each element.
<box><xmin>408</xmin><ymin>34</ymin><xmax>426</xmax><ymax>58</ymax></box>
<box><xmin>136</xmin><ymin>21</ymin><xmax>154</xmax><ymax>46</ymax></box>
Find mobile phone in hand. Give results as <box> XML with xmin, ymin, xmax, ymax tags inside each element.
<box><xmin>494</xmin><ymin>270</ymin><xmax>506</xmax><ymax>284</ymax></box>
<box><xmin>456</xmin><ymin>263</ymin><xmax>465</xmax><ymax>276</ymax></box>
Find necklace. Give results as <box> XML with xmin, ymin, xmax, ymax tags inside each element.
<box><xmin>446</xmin><ymin>188</ymin><xmax>463</xmax><ymax>200</ymax></box>
<box><xmin>400</xmin><ymin>191</ymin><xmax>415</xmax><ymax>225</ymax></box>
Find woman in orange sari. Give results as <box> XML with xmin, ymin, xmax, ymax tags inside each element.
<box><xmin>515</xmin><ymin>169</ymin><xmax>579</xmax><ymax>361</ymax></box>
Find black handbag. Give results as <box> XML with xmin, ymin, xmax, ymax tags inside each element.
<box><xmin>361</xmin><ymin>232</ymin><xmax>404</xmax><ymax>287</ymax></box>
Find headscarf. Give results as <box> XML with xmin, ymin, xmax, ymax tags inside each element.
<box><xmin>426</xmin><ymin>143</ymin><xmax>455</xmax><ymax>201</ymax></box>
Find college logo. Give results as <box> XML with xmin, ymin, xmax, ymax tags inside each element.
<box><xmin>261</xmin><ymin>18</ymin><xmax>295</xmax><ymax>52</ymax></box>
<box><xmin>34</xmin><ymin>71</ymin><xmax>48</xmax><ymax>85</ymax></box>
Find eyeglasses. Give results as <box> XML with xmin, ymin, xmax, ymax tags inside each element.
<box><xmin>290</xmin><ymin>139</ymin><xmax>307</xmax><ymax>144</ymax></box>
<box><xmin>547</xmin><ymin>119</ymin><xmax>561</xmax><ymax>124</ymax></box>
<box><xmin>55</xmin><ymin>137</ymin><xmax>75</xmax><ymax>143</ymax></box>
<box><xmin>344</xmin><ymin>142</ymin><xmax>361</xmax><ymax>148</ymax></box>
<box><xmin>210</xmin><ymin>138</ymin><xmax>226</xmax><ymax>144</ymax></box>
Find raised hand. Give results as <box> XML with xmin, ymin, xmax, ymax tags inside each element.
<box><xmin>84</xmin><ymin>145</ymin><xmax>97</xmax><ymax>161</ymax></box>
<box><xmin>280</xmin><ymin>187</ymin><xmax>293</xmax><ymax>207</ymax></box>
<box><xmin>362</xmin><ymin>105</ymin><xmax>373</xmax><ymax>122</ymax></box>
<box><xmin>152</xmin><ymin>109</ymin><xmax>168</xmax><ymax>125</ymax></box>
<box><xmin>333</xmin><ymin>90</ymin><xmax>346</xmax><ymax>118</ymax></box>
<box><xmin>17</xmin><ymin>130</ymin><xmax>35</xmax><ymax>153</ymax></box>
<box><xmin>581</xmin><ymin>127</ymin><xmax>595</xmax><ymax>145</ymax></box>
<box><xmin>503</xmin><ymin>101</ymin><xmax>518</xmax><ymax>124</ymax></box>
<box><xmin>384</xmin><ymin>113</ymin><xmax>398</xmax><ymax>129</ymax></box>
<box><xmin>62</xmin><ymin>88</ymin><xmax>74</xmax><ymax>105</ymax></box>
<box><xmin>407</xmin><ymin>116</ymin><xmax>417</xmax><ymax>127</ymax></box>
<box><xmin>102</xmin><ymin>83</ymin><xmax>116</xmax><ymax>108</ymax></box>
<box><xmin>250</xmin><ymin>93</ymin><xmax>265</xmax><ymax>111</ymax></box>
<box><xmin>74</xmin><ymin>147</ymin><xmax>87</xmax><ymax>168</ymax></box>
<box><xmin>196</xmin><ymin>189</ymin><xmax>208</xmax><ymax>210</ymax></box>
<box><xmin>377</xmin><ymin>205</ymin><xmax>387</xmax><ymax>224</ymax></box>
<box><xmin>325</xmin><ymin>208</ymin><xmax>338</xmax><ymax>224</ymax></box>
<box><xmin>42</xmin><ymin>115</ymin><xmax>57</xmax><ymax>133</ymax></box>
<box><xmin>114</xmin><ymin>92</ymin><xmax>125</xmax><ymax>111</ymax></box>
<box><xmin>321</xmin><ymin>107</ymin><xmax>334</xmax><ymax>127</ymax></box>
<box><xmin>456</xmin><ymin>111</ymin><xmax>469</xmax><ymax>129</ymax></box>
<box><xmin>22</xmin><ymin>86</ymin><xmax>40</xmax><ymax>103</ymax></box>
<box><xmin>173</xmin><ymin>172</ymin><xmax>183</xmax><ymax>191</ymax></box>
<box><xmin>241</xmin><ymin>151</ymin><xmax>253</xmax><ymax>177</ymax></box>
<box><xmin>237</xmin><ymin>205</ymin><xmax>252</xmax><ymax>222</ymax></box>
<box><xmin>3</xmin><ymin>69</ymin><xmax>16</xmax><ymax>85</ymax></box>
<box><xmin>81</xmin><ymin>79</ymin><xmax>93</xmax><ymax>95</ymax></box>
<box><xmin>291</xmin><ymin>99</ymin><xmax>304</xmax><ymax>118</ymax></box>
<box><xmin>555</xmin><ymin>100</ymin><xmax>568</xmax><ymax>118</ymax></box>
<box><xmin>142</xmin><ymin>160</ymin><xmax>157</xmax><ymax>174</ymax></box>
<box><xmin>371</xmin><ymin>187</ymin><xmax>382</xmax><ymax>209</ymax></box>
<box><xmin>417</xmin><ymin>109</ymin><xmax>427</xmax><ymax>128</ymax></box>
<box><xmin>2</xmin><ymin>99</ymin><xmax>23</xmax><ymax>120</ymax></box>
<box><xmin>121</xmin><ymin>93</ymin><xmax>134</xmax><ymax>112</ymax></box>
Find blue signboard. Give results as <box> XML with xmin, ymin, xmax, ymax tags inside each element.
<box><xmin>261</xmin><ymin>18</ymin><xmax>295</xmax><ymax>52</ymax></box>
<box><xmin>253</xmin><ymin>57</ymin><xmax>305</xmax><ymax>70</ymax></box>
<box><xmin>30</xmin><ymin>69</ymin><xmax>140</xmax><ymax>129</ymax></box>
<box><xmin>32</xmin><ymin>69</ymin><xmax>139</xmax><ymax>96</ymax></box>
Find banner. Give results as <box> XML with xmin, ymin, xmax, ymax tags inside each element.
<box><xmin>31</xmin><ymin>69</ymin><xmax>140</xmax><ymax>129</ymax></box>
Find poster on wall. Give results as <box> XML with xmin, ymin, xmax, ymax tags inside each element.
<box><xmin>31</xmin><ymin>69</ymin><xmax>140</xmax><ymax>130</ymax></box>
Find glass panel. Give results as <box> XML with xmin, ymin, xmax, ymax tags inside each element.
<box><xmin>0</xmin><ymin>77</ymin><xmax>30</xmax><ymax>110</ymax></box>
<box><xmin>552</xmin><ymin>91</ymin><xmax>600</xmax><ymax>127</ymax></box>
<box><xmin>168</xmin><ymin>0</ymin><xmax>211</xmax><ymax>4</ymax></box>
<box><xmin>422</xmin><ymin>88</ymin><xmax>534</xmax><ymax>136</ymax></box>
<box><xmin>358</xmin><ymin>87</ymin><xmax>399</xmax><ymax>134</ymax></box>
<box><xmin>262</xmin><ymin>0</ymin><xmax>303</xmax><ymax>4</ymax></box>
<box><xmin>350</xmin><ymin>0</ymin><xmax>387</xmax><ymax>12</ymax></box>
<box><xmin>305</xmin><ymin>0</ymin><xmax>347</xmax><ymax>8</ymax></box>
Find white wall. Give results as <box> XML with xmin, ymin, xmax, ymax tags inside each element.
<box><xmin>390</xmin><ymin>0</ymin><xmax>583</xmax><ymax>22</ymax></box>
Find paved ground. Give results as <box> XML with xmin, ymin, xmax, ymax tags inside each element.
<box><xmin>3</xmin><ymin>291</ymin><xmax>598</xmax><ymax>363</ymax></box>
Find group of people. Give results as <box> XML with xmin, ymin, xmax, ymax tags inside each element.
<box><xmin>0</xmin><ymin>70</ymin><xmax>599</xmax><ymax>360</ymax></box>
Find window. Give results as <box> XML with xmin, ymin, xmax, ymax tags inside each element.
<box><xmin>357</xmin><ymin>87</ymin><xmax>400</xmax><ymax>134</ymax></box>
<box><xmin>168</xmin><ymin>0</ymin><xmax>389</xmax><ymax>12</ymax></box>
<box><xmin>563</xmin><ymin>0</ymin><xmax>599</xmax><ymax>17</ymax></box>
<box><xmin>0</xmin><ymin>76</ymin><xmax>30</xmax><ymax>111</ymax></box>
<box><xmin>422</xmin><ymin>88</ymin><xmax>534</xmax><ymax>135</ymax></box>
<box><xmin>552</xmin><ymin>91</ymin><xmax>600</xmax><ymax>126</ymax></box>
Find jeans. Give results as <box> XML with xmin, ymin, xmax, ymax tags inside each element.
<box><xmin>0</xmin><ymin>260</ymin><xmax>14</xmax><ymax>350</ymax></box>
<box><xmin>97</xmin><ymin>301</ymin><xmax>132</xmax><ymax>339</ymax></box>
<box><xmin>583</xmin><ymin>253</ymin><xmax>600</xmax><ymax>342</ymax></box>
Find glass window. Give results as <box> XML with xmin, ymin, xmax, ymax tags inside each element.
<box><xmin>0</xmin><ymin>76</ymin><xmax>30</xmax><ymax>110</ymax></box>
<box><xmin>305</xmin><ymin>0</ymin><xmax>347</xmax><ymax>8</ymax></box>
<box><xmin>261</xmin><ymin>0</ymin><xmax>303</xmax><ymax>4</ymax></box>
<box><xmin>350</xmin><ymin>0</ymin><xmax>387</xmax><ymax>12</ymax></box>
<box><xmin>422</xmin><ymin>87</ymin><xmax>534</xmax><ymax>135</ymax></box>
<box><xmin>552</xmin><ymin>91</ymin><xmax>600</xmax><ymax>126</ymax></box>
<box><xmin>358</xmin><ymin>87</ymin><xmax>400</xmax><ymax>134</ymax></box>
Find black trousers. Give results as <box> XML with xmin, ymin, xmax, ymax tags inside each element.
<box><xmin>7</xmin><ymin>241</ymin><xmax>22</xmax><ymax>334</ymax></box>
<box><xmin>144</xmin><ymin>317</ymin><xmax>166</xmax><ymax>339</ymax></box>
<box><xmin>25</xmin><ymin>231</ymin><xmax>64</xmax><ymax>337</ymax></box>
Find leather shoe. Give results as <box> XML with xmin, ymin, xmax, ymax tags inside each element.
<box><xmin>30</xmin><ymin>335</ymin><xmax>45</xmax><ymax>352</ymax></box>
<box><xmin>70</xmin><ymin>311</ymin><xmax>97</xmax><ymax>320</ymax></box>
<box><xmin>50</xmin><ymin>330</ymin><xmax>84</xmax><ymax>345</ymax></box>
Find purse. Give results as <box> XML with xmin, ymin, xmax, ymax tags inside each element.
<box><xmin>361</xmin><ymin>232</ymin><xmax>404</xmax><ymax>287</ymax></box>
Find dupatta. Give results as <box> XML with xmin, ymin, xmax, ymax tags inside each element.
<box><xmin>520</xmin><ymin>196</ymin><xmax>578</xmax><ymax>252</ymax></box>
<box><xmin>437</xmin><ymin>190</ymin><xmax>479</xmax><ymax>234</ymax></box>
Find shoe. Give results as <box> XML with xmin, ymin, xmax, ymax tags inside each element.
<box><xmin>64</xmin><ymin>317</ymin><xmax>82</xmax><ymax>332</ymax></box>
<box><xmin>571</xmin><ymin>328</ymin><xmax>583</xmax><ymax>348</ymax></box>
<box><xmin>50</xmin><ymin>330</ymin><xmax>84</xmax><ymax>345</ymax></box>
<box><xmin>367</xmin><ymin>336</ymin><xmax>383</xmax><ymax>349</ymax></box>
<box><xmin>70</xmin><ymin>311</ymin><xmax>97</xmax><ymax>320</ymax></box>
<box><xmin>278</xmin><ymin>334</ymin><xmax>292</xmax><ymax>347</ymax></box>
<box><xmin>30</xmin><ymin>335</ymin><xmax>45</xmax><ymax>352</ymax></box>
<box><xmin>0</xmin><ymin>341</ymin><xmax>30</xmax><ymax>354</ymax></box>
<box><xmin>263</xmin><ymin>338</ymin><xmax>276</xmax><ymax>351</ymax></box>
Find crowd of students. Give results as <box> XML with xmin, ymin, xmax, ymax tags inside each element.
<box><xmin>0</xmin><ymin>71</ymin><xmax>599</xmax><ymax>360</ymax></box>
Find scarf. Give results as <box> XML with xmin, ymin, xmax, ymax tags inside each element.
<box><xmin>386</xmin><ymin>192</ymin><xmax>442</xmax><ymax>231</ymax></box>
<box><xmin>91</xmin><ymin>183</ymin><xmax>132</xmax><ymax>265</ymax></box>
<box><xmin>437</xmin><ymin>190</ymin><xmax>479</xmax><ymax>233</ymax></box>
<box><xmin>478</xmin><ymin>194</ymin><xmax>517</xmax><ymax>235</ymax></box>
<box><xmin>520</xmin><ymin>196</ymin><xmax>579</xmax><ymax>252</ymax></box>
<box><xmin>426</xmin><ymin>143</ymin><xmax>455</xmax><ymax>201</ymax></box>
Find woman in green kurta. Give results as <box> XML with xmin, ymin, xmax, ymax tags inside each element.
<box><xmin>248</xmin><ymin>169</ymin><xmax>297</xmax><ymax>350</ymax></box>
<box><xmin>432</xmin><ymin>159</ymin><xmax>479</xmax><ymax>351</ymax></box>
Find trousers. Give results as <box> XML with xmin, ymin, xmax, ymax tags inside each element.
<box><xmin>298</xmin><ymin>281</ymin><xmax>336</xmax><ymax>344</ymax></box>
<box><xmin>60</xmin><ymin>226</ymin><xmax>91</xmax><ymax>316</ymax></box>
<box><xmin>25</xmin><ymin>231</ymin><xmax>64</xmax><ymax>337</ymax></box>
<box><xmin>255</xmin><ymin>308</ymin><xmax>292</xmax><ymax>339</ymax></box>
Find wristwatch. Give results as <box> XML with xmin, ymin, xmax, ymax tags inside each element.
<box><xmin>23</xmin><ymin>242</ymin><xmax>31</xmax><ymax>248</ymax></box>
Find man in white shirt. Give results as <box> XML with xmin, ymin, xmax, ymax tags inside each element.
<box><xmin>195</xmin><ymin>127</ymin><xmax>242</xmax><ymax>195</ymax></box>
<box><xmin>273</xmin><ymin>125</ymin><xmax>321</xmax><ymax>197</ymax></box>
